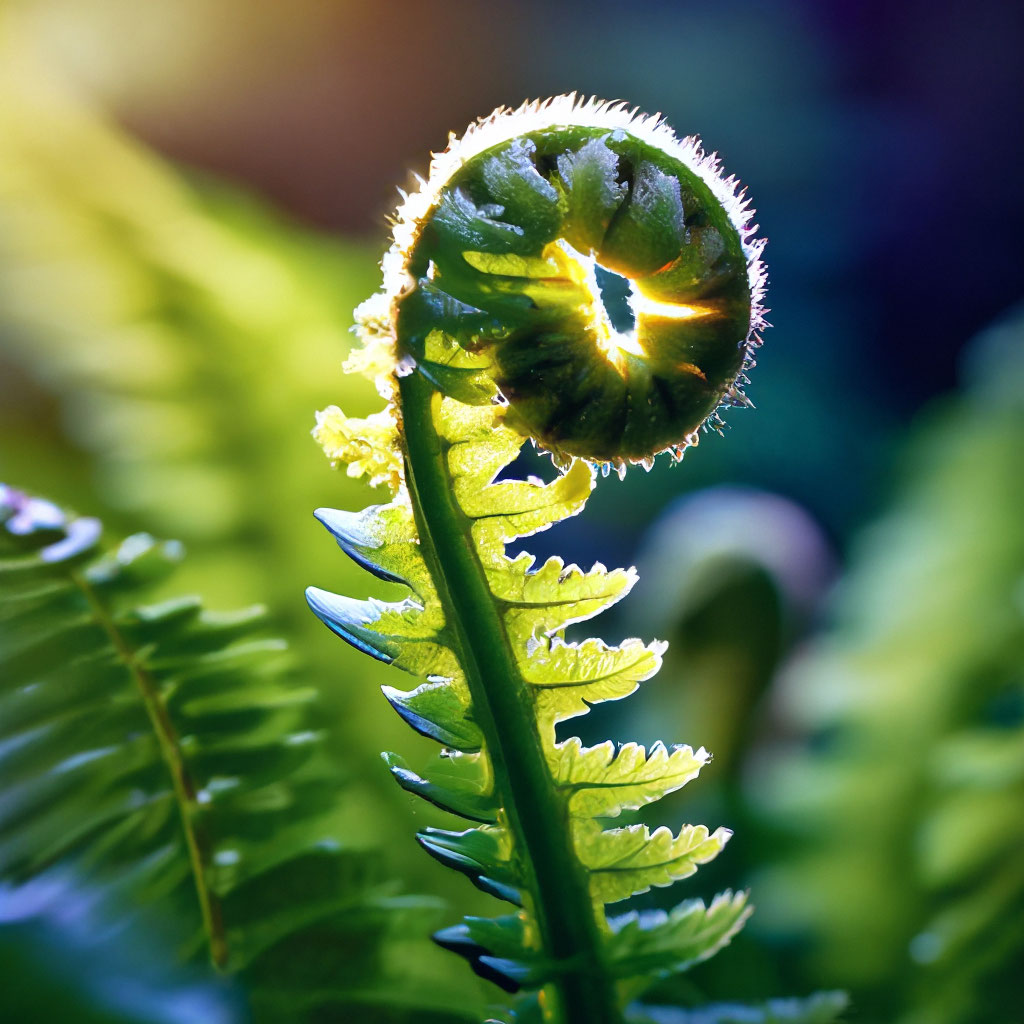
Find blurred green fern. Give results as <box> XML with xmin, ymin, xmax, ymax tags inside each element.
<box><xmin>0</xmin><ymin>484</ymin><xmax>479</xmax><ymax>1022</ymax></box>
<box><xmin>2</xmin><ymin>871</ymin><xmax>240</xmax><ymax>1024</ymax></box>
<box><xmin>754</xmin><ymin>309</ymin><xmax>1024</xmax><ymax>1024</ymax></box>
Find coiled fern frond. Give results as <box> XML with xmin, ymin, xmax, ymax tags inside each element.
<box><xmin>0</xmin><ymin>484</ymin><xmax>475</xmax><ymax>1023</ymax></box>
<box><xmin>309</xmin><ymin>96</ymin><xmax>844</xmax><ymax>1024</ymax></box>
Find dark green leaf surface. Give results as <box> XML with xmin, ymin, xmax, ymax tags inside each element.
<box><xmin>0</xmin><ymin>484</ymin><xmax>479</xmax><ymax>1023</ymax></box>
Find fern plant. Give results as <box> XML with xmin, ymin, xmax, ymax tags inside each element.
<box><xmin>308</xmin><ymin>96</ymin><xmax>845</xmax><ymax>1024</ymax></box>
<box><xmin>0</xmin><ymin>483</ymin><xmax>477</xmax><ymax>1023</ymax></box>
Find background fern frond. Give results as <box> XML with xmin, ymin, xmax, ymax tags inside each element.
<box><xmin>0</xmin><ymin>53</ymin><xmax>376</xmax><ymax>606</ymax></box>
<box><xmin>752</xmin><ymin>308</ymin><xmax>1024</xmax><ymax>1022</ymax></box>
<box><xmin>0</xmin><ymin>483</ymin><xmax>481</xmax><ymax>1022</ymax></box>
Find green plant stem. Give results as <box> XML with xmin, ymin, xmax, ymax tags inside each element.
<box><xmin>398</xmin><ymin>371</ymin><xmax>621</xmax><ymax>1024</ymax></box>
<box><xmin>71</xmin><ymin>569</ymin><xmax>228</xmax><ymax>968</ymax></box>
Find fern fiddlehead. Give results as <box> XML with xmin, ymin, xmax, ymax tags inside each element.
<box><xmin>384</xmin><ymin>96</ymin><xmax>766</xmax><ymax>471</ymax></box>
<box><xmin>310</xmin><ymin>97</ymin><xmax>834</xmax><ymax>1024</ymax></box>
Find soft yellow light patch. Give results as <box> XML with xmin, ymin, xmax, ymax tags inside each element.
<box><xmin>462</xmin><ymin>250</ymin><xmax>565</xmax><ymax>278</ymax></box>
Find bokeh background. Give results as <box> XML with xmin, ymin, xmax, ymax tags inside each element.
<box><xmin>2</xmin><ymin>1</ymin><xmax>1022</xmax><ymax>1021</ymax></box>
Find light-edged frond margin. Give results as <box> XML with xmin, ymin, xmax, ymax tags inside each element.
<box><xmin>577</xmin><ymin>822</ymin><xmax>733</xmax><ymax>906</ymax></box>
<box><xmin>550</xmin><ymin>738</ymin><xmax>710</xmax><ymax>819</ymax></box>
<box><xmin>607</xmin><ymin>890</ymin><xmax>752</xmax><ymax>980</ymax></box>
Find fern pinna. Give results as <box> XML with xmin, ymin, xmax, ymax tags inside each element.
<box><xmin>308</xmin><ymin>97</ymin><xmax>838</xmax><ymax>1024</ymax></box>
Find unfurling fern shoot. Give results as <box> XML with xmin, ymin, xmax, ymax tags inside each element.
<box><xmin>309</xmin><ymin>96</ymin><xmax>782</xmax><ymax>1024</ymax></box>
